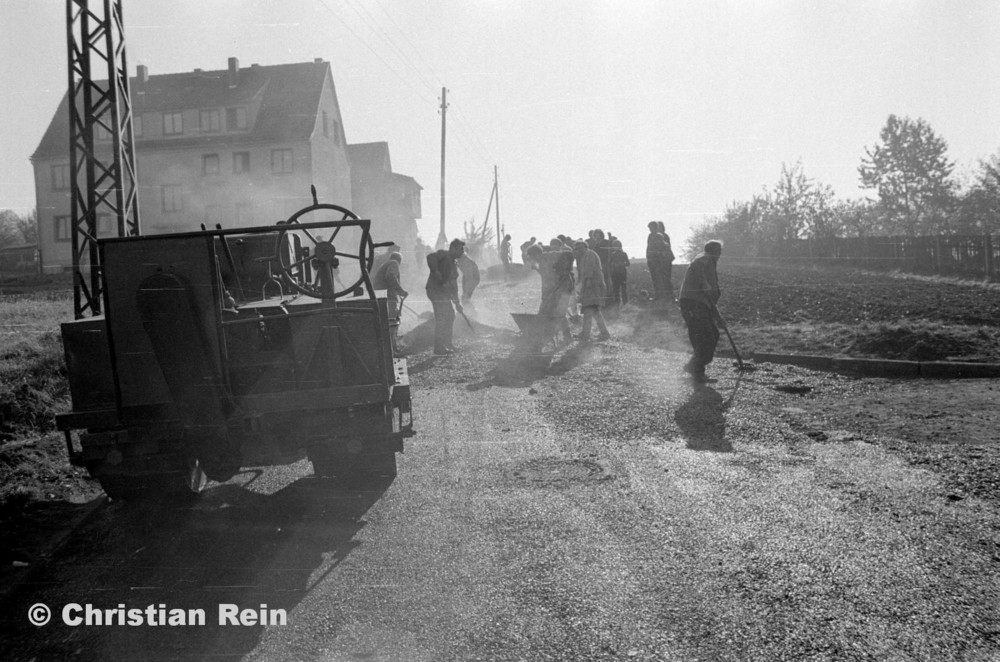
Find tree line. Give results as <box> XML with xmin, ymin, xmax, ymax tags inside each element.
<box><xmin>686</xmin><ymin>114</ymin><xmax>1000</xmax><ymax>258</ymax></box>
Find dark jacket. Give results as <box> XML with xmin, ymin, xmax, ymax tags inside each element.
<box><xmin>426</xmin><ymin>250</ymin><xmax>459</xmax><ymax>300</ymax></box>
<box><xmin>678</xmin><ymin>253</ymin><xmax>720</xmax><ymax>307</ymax></box>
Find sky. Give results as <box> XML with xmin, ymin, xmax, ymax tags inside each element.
<box><xmin>1</xmin><ymin>0</ymin><xmax>999</xmax><ymax>258</ymax></box>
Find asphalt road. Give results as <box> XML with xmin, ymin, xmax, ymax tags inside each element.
<box><xmin>3</xmin><ymin>277</ymin><xmax>999</xmax><ymax>661</ymax></box>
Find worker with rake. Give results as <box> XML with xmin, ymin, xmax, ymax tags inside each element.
<box><xmin>426</xmin><ymin>239</ymin><xmax>466</xmax><ymax>356</ymax></box>
<box><xmin>678</xmin><ymin>240</ymin><xmax>724</xmax><ymax>382</ymax></box>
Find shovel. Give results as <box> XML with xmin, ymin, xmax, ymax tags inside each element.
<box><xmin>711</xmin><ymin>302</ymin><xmax>754</xmax><ymax>372</ymax></box>
<box><xmin>457</xmin><ymin>305</ymin><xmax>476</xmax><ymax>334</ymax></box>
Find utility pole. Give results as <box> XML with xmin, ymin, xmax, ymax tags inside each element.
<box><xmin>66</xmin><ymin>0</ymin><xmax>141</xmax><ymax>318</ymax></box>
<box><xmin>437</xmin><ymin>87</ymin><xmax>448</xmax><ymax>249</ymax></box>
<box><xmin>493</xmin><ymin>165</ymin><xmax>500</xmax><ymax>251</ymax></box>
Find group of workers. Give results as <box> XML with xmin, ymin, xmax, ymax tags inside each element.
<box><xmin>374</xmin><ymin>225</ymin><xmax>726</xmax><ymax>381</ymax></box>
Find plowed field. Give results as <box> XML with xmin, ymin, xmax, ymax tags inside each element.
<box><xmin>628</xmin><ymin>262</ymin><xmax>1000</xmax><ymax>362</ymax></box>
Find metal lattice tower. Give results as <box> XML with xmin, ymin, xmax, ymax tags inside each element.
<box><xmin>66</xmin><ymin>0</ymin><xmax>141</xmax><ymax>318</ymax></box>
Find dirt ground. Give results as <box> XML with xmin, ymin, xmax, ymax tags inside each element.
<box><xmin>775</xmin><ymin>377</ymin><xmax>1000</xmax><ymax>504</ymax></box>
<box><xmin>3</xmin><ymin>271</ymin><xmax>1000</xmax><ymax>660</ymax></box>
<box><xmin>3</xmin><ymin>264</ymin><xmax>1000</xmax><ymax>586</ymax></box>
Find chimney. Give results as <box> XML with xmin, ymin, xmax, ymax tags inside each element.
<box><xmin>314</xmin><ymin>57</ymin><xmax>324</xmax><ymax>64</ymax></box>
<box><xmin>136</xmin><ymin>64</ymin><xmax>149</xmax><ymax>84</ymax></box>
<box><xmin>227</xmin><ymin>57</ymin><xmax>239</xmax><ymax>88</ymax></box>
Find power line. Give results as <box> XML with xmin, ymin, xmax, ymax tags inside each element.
<box><xmin>313</xmin><ymin>0</ymin><xmax>437</xmax><ymax>109</ymax></box>
<box><xmin>335</xmin><ymin>0</ymin><xmax>495</xmax><ymax>165</ymax></box>
<box><xmin>314</xmin><ymin>0</ymin><xmax>498</xmax><ymax>191</ymax></box>
<box><xmin>340</xmin><ymin>0</ymin><xmax>440</xmax><ymax>94</ymax></box>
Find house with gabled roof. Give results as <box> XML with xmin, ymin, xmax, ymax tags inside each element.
<box><xmin>30</xmin><ymin>57</ymin><xmax>421</xmax><ymax>273</ymax></box>
<box><xmin>347</xmin><ymin>141</ymin><xmax>422</xmax><ymax>260</ymax></box>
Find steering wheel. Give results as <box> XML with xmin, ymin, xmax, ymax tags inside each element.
<box><xmin>275</xmin><ymin>202</ymin><xmax>375</xmax><ymax>300</ymax></box>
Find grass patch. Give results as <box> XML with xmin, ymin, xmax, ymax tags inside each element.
<box><xmin>0</xmin><ymin>292</ymin><xmax>97</xmax><ymax>518</ymax></box>
<box><xmin>0</xmin><ymin>330</ymin><xmax>68</xmax><ymax>437</ymax></box>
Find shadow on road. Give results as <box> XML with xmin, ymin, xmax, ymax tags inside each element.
<box><xmin>466</xmin><ymin>342</ymin><xmax>601</xmax><ymax>391</ymax></box>
<box><xmin>5</xmin><ymin>476</ymin><xmax>390</xmax><ymax>661</ymax></box>
<box><xmin>674</xmin><ymin>385</ymin><xmax>733</xmax><ymax>453</ymax></box>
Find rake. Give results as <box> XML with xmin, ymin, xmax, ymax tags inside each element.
<box><xmin>711</xmin><ymin>302</ymin><xmax>756</xmax><ymax>372</ymax></box>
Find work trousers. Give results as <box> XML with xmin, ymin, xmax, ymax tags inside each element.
<box><xmin>610</xmin><ymin>272</ymin><xmax>628</xmax><ymax>306</ymax></box>
<box><xmin>539</xmin><ymin>289</ymin><xmax>573</xmax><ymax>342</ymax></box>
<box><xmin>427</xmin><ymin>291</ymin><xmax>456</xmax><ymax>353</ymax></box>
<box><xmin>649</xmin><ymin>259</ymin><xmax>673</xmax><ymax>301</ymax></box>
<box><xmin>580</xmin><ymin>304</ymin><xmax>609</xmax><ymax>340</ymax></box>
<box><xmin>679</xmin><ymin>299</ymin><xmax>719</xmax><ymax>374</ymax></box>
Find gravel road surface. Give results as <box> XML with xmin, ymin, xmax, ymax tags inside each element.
<box><xmin>3</xmin><ymin>277</ymin><xmax>998</xmax><ymax>661</ymax></box>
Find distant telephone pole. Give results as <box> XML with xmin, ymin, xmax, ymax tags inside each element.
<box><xmin>493</xmin><ymin>165</ymin><xmax>500</xmax><ymax>249</ymax></box>
<box><xmin>437</xmin><ymin>87</ymin><xmax>448</xmax><ymax>249</ymax></box>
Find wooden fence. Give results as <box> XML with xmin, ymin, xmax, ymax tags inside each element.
<box><xmin>0</xmin><ymin>244</ymin><xmax>40</xmax><ymax>276</ymax></box>
<box><xmin>730</xmin><ymin>235</ymin><xmax>1000</xmax><ymax>281</ymax></box>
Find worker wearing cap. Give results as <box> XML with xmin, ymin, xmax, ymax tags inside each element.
<box><xmin>426</xmin><ymin>239</ymin><xmax>465</xmax><ymax>356</ymax></box>
<box><xmin>678</xmin><ymin>240</ymin><xmax>724</xmax><ymax>382</ymax></box>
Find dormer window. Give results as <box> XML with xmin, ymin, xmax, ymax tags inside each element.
<box><xmin>200</xmin><ymin>109</ymin><xmax>221</xmax><ymax>133</ymax></box>
<box><xmin>226</xmin><ymin>107</ymin><xmax>247</xmax><ymax>131</ymax></box>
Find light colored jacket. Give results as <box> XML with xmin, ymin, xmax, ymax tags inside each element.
<box><xmin>576</xmin><ymin>248</ymin><xmax>606</xmax><ymax>307</ymax></box>
<box><xmin>372</xmin><ymin>259</ymin><xmax>405</xmax><ymax>300</ymax></box>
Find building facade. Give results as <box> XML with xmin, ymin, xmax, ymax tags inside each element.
<box><xmin>347</xmin><ymin>142</ymin><xmax>422</xmax><ymax>263</ymax></box>
<box><xmin>31</xmin><ymin>58</ymin><xmax>420</xmax><ymax>273</ymax></box>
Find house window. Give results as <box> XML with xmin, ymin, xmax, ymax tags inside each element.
<box><xmin>235</xmin><ymin>202</ymin><xmax>253</xmax><ymax>225</ymax></box>
<box><xmin>133</xmin><ymin>115</ymin><xmax>143</xmax><ymax>138</ymax></box>
<box><xmin>202</xmin><ymin>154</ymin><xmax>220</xmax><ymax>175</ymax></box>
<box><xmin>333</xmin><ymin>120</ymin><xmax>343</xmax><ymax>146</ymax></box>
<box><xmin>322</xmin><ymin>111</ymin><xmax>329</xmax><ymax>137</ymax></box>
<box><xmin>51</xmin><ymin>164</ymin><xmax>71</xmax><ymax>191</ymax></box>
<box><xmin>271</xmin><ymin>149</ymin><xmax>293</xmax><ymax>174</ymax></box>
<box><xmin>54</xmin><ymin>216</ymin><xmax>72</xmax><ymax>242</ymax></box>
<box><xmin>200</xmin><ymin>109</ymin><xmax>221</xmax><ymax>133</ymax></box>
<box><xmin>162</xmin><ymin>185</ymin><xmax>183</xmax><ymax>213</ymax></box>
<box><xmin>226</xmin><ymin>107</ymin><xmax>247</xmax><ymax>131</ymax></box>
<box><xmin>233</xmin><ymin>151</ymin><xmax>250</xmax><ymax>174</ymax></box>
<box><xmin>163</xmin><ymin>112</ymin><xmax>183</xmax><ymax>135</ymax></box>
